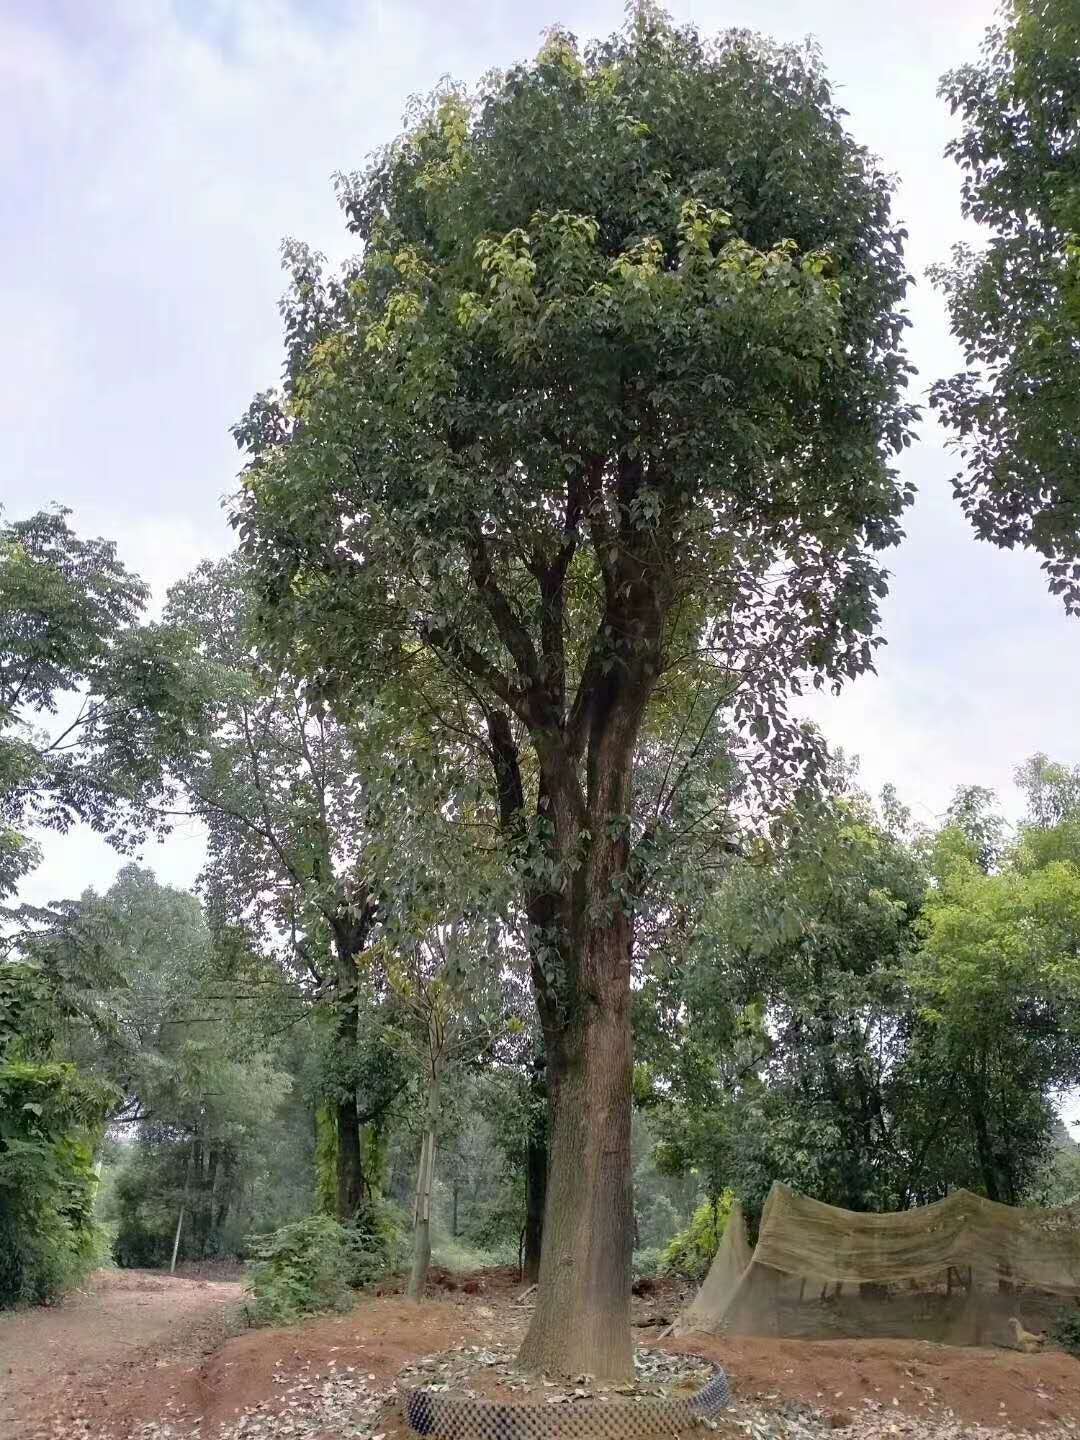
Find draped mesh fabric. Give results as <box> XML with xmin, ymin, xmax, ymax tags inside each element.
<box><xmin>674</xmin><ymin>1183</ymin><xmax>1080</xmax><ymax>1346</ymax></box>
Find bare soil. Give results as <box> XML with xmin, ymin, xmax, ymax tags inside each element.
<box><xmin>668</xmin><ymin>1332</ymin><xmax>1080</xmax><ymax>1431</ymax></box>
<box><xmin>2</xmin><ymin>1267</ymin><xmax>1079</xmax><ymax>1438</ymax></box>
<box><xmin>0</xmin><ymin>1267</ymin><xmax>245</xmax><ymax>1438</ymax></box>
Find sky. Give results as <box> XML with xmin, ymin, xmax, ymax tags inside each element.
<box><xmin>6</xmin><ymin>0</ymin><xmax>1080</xmax><ymax>914</ymax></box>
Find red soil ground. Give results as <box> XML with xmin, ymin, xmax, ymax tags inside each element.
<box><xmin>2</xmin><ymin>1267</ymin><xmax>1078</xmax><ymax>1437</ymax></box>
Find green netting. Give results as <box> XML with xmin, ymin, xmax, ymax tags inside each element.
<box><xmin>674</xmin><ymin>1183</ymin><xmax>1080</xmax><ymax>1347</ymax></box>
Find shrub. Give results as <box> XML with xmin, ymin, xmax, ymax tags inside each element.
<box><xmin>247</xmin><ymin>1215</ymin><xmax>358</xmax><ymax>1324</ymax></box>
<box><xmin>0</xmin><ymin>1060</ymin><xmax>113</xmax><ymax>1307</ymax></box>
<box><xmin>632</xmin><ymin>1247</ymin><xmax>665</xmax><ymax>1281</ymax></box>
<box><xmin>350</xmin><ymin>1193</ymin><xmax>409</xmax><ymax>1281</ymax></box>
<box><xmin>432</xmin><ymin>1234</ymin><xmax>519</xmax><ymax>1273</ymax></box>
<box><xmin>1051</xmin><ymin>1304</ymin><xmax>1080</xmax><ymax>1356</ymax></box>
<box><xmin>660</xmin><ymin>1194</ymin><xmax>733</xmax><ymax>1281</ymax></box>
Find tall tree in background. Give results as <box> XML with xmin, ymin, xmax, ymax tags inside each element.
<box><xmin>388</xmin><ymin>921</ymin><xmax>511</xmax><ymax>1299</ymax></box>
<box><xmin>166</xmin><ymin>557</ymin><xmax>500</xmax><ymax>1229</ymax></box>
<box><xmin>164</xmin><ymin>558</ymin><xmax>404</xmax><ymax>1223</ymax></box>
<box><xmin>639</xmin><ymin>778</ymin><xmax>946</xmax><ymax>1216</ymax></box>
<box><xmin>233</xmin><ymin>10</ymin><xmax>916</xmax><ymax>1376</ymax></box>
<box><xmin>916</xmin><ymin>811</ymin><xmax>1080</xmax><ymax>1203</ymax></box>
<box><xmin>15</xmin><ymin>864</ymin><xmax>300</xmax><ymax>1267</ymax></box>
<box><xmin>931</xmin><ymin>0</ymin><xmax>1080</xmax><ymax>609</ymax></box>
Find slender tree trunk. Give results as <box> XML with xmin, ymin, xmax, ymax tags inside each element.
<box><xmin>333</xmin><ymin>950</ymin><xmax>365</xmax><ymax>1223</ymax></box>
<box><xmin>201</xmin><ymin>1146</ymin><xmax>220</xmax><ymax>1254</ymax></box>
<box><xmin>408</xmin><ymin>1065</ymin><xmax>443</xmax><ymax>1300</ymax></box>
<box><xmin>968</xmin><ymin>1064</ymin><xmax>1003</xmax><ymax>1203</ymax></box>
<box><xmin>171</xmin><ymin>1140</ymin><xmax>195</xmax><ymax>1274</ymax></box>
<box><xmin>517</xmin><ymin>930</ymin><xmax>634</xmax><ymax>1379</ymax></box>
<box><xmin>452</xmin><ymin>1180</ymin><xmax>459</xmax><ymax>1238</ymax></box>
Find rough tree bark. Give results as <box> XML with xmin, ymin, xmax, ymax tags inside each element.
<box><xmin>477</xmin><ymin>457</ymin><xmax>667</xmax><ymax>1378</ymax></box>
<box><xmin>516</xmin><ymin>673</ymin><xmax>654</xmax><ymax>1377</ymax></box>
<box><xmin>518</xmin><ymin>969</ymin><xmax>634</xmax><ymax>1375</ymax></box>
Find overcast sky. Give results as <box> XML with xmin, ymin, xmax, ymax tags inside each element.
<box><xmin>6</xmin><ymin>0</ymin><xmax>1080</xmax><ymax>913</ymax></box>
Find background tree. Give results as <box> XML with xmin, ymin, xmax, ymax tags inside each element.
<box><xmin>0</xmin><ymin>507</ymin><xmax>204</xmax><ymax>905</ymax></box>
<box><xmin>234</xmin><ymin>9</ymin><xmax>916</xmax><ymax>1377</ymax></box>
<box><xmin>16</xmin><ymin>864</ymin><xmax>304</xmax><ymax>1266</ymax></box>
<box><xmin>386</xmin><ymin>921</ymin><xmax>510</xmax><ymax>1298</ymax></box>
<box><xmin>915</xmin><ymin>769</ymin><xmax>1080</xmax><ymax>1202</ymax></box>
<box><xmin>931</xmin><ymin>0</ymin><xmax>1080</xmax><ymax>610</ymax></box>
<box><xmin>164</xmin><ymin>558</ymin><xmax>404</xmax><ymax>1222</ymax></box>
<box><xmin>639</xmin><ymin>776</ymin><xmax>948</xmax><ymax>1216</ymax></box>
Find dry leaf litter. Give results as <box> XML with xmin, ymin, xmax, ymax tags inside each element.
<box><xmin>50</xmin><ymin>1340</ymin><xmax>1079</xmax><ymax>1440</ymax></box>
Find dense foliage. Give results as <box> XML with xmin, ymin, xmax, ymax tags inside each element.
<box><xmin>932</xmin><ymin>0</ymin><xmax>1080</xmax><ymax>610</ymax></box>
<box><xmin>0</xmin><ymin>962</ymin><xmax>114</xmax><ymax>1305</ymax></box>
<box><xmin>247</xmin><ymin>1215</ymin><xmax>382</xmax><ymax>1324</ymax></box>
<box><xmin>0</xmin><ymin>507</ymin><xmax>203</xmax><ymax>904</ymax></box>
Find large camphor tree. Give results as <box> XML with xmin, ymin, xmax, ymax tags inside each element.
<box><xmin>233</xmin><ymin>10</ymin><xmax>916</xmax><ymax>1377</ymax></box>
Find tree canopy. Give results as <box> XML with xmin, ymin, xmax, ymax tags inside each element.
<box><xmin>931</xmin><ymin>0</ymin><xmax>1080</xmax><ymax>609</ymax></box>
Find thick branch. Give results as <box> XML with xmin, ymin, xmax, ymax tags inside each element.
<box><xmin>486</xmin><ymin>709</ymin><xmax>526</xmax><ymax>831</ymax></box>
<box><xmin>421</xmin><ymin>619</ymin><xmax>529</xmax><ymax>721</ymax></box>
<box><xmin>466</xmin><ymin>526</ymin><xmax>541</xmax><ymax>686</ymax></box>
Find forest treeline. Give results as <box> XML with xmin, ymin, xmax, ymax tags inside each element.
<box><xmin>4</xmin><ymin>514</ymin><xmax>1079</xmax><ymax>1306</ymax></box>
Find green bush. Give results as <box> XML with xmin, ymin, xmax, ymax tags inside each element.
<box><xmin>632</xmin><ymin>1247</ymin><xmax>665</xmax><ymax>1280</ymax></box>
<box><xmin>0</xmin><ymin>1060</ymin><xmax>113</xmax><ymax>1307</ymax></box>
<box><xmin>247</xmin><ymin>1215</ymin><xmax>359</xmax><ymax>1324</ymax></box>
<box><xmin>660</xmin><ymin>1194</ymin><xmax>733</xmax><ymax>1281</ymax></box>
<box><xmin>431</xmin><ymin>1234</ymin><xmax>519</xmax><ymax>1272</ymax></box>
<box><xmin>1051</xmin><ymin>1304</ymin><xmax>1080</xmax><ymax>1356</ymax></box>
<box><xmin>350</xmin><ymin>1193</ymin><xmax>409</xmax><ymax>1280</ymax></box>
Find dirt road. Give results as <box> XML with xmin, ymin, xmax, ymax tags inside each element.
<box><xmin>0</xmin><ymin>1267</ymin><xmax>244</xmax><ymax>1438</ymax></box>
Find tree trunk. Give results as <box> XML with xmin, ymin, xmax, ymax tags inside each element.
<box><xmin>486</xmin><ymin>654</ymin><xmax>653</xmax><ymax>1379</ymax></box>
<box><xmin>201</xmin><ymin>1146</ymin><xmax>220</xmax><ymax>1254</ymax></box>
<box><xmin>968</xmin><ymin>1067</ymin><xmax>1003</xmax><ymax>1203</ymax></box>
<box><xmin>171</xmin><ymin>1139</ymin><xmax>195</xmax><ymax>1274</ymax></box>
<box><xmin>452</xmin><ymin>1180</ymin><xmax>459</xmax><ymax>1239</ymax></box>
<box><xmin>329</xmin><ymin>906</ymin><xmax>375</xmax><ymax>1225</ymax></box>
<box><xmin>336</xmin><ymin>1098</ymin><xmax>366</xmax><ymax>1223</ymax></box>
<box><xmin>408</xmin><ymin>1067</ymin><xmax>443</xmax><ymax>1300</ymax></box>
<box><xmin>517</xmin><ymin>941</ymin><xmax>634</xmax><ymax>1379</ymax></box>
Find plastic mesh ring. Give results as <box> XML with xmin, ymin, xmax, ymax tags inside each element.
<box><xmin>404</xmin><ymin>1368</ymin><xmax>731</xmax><ymax>1440</ymax></box>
